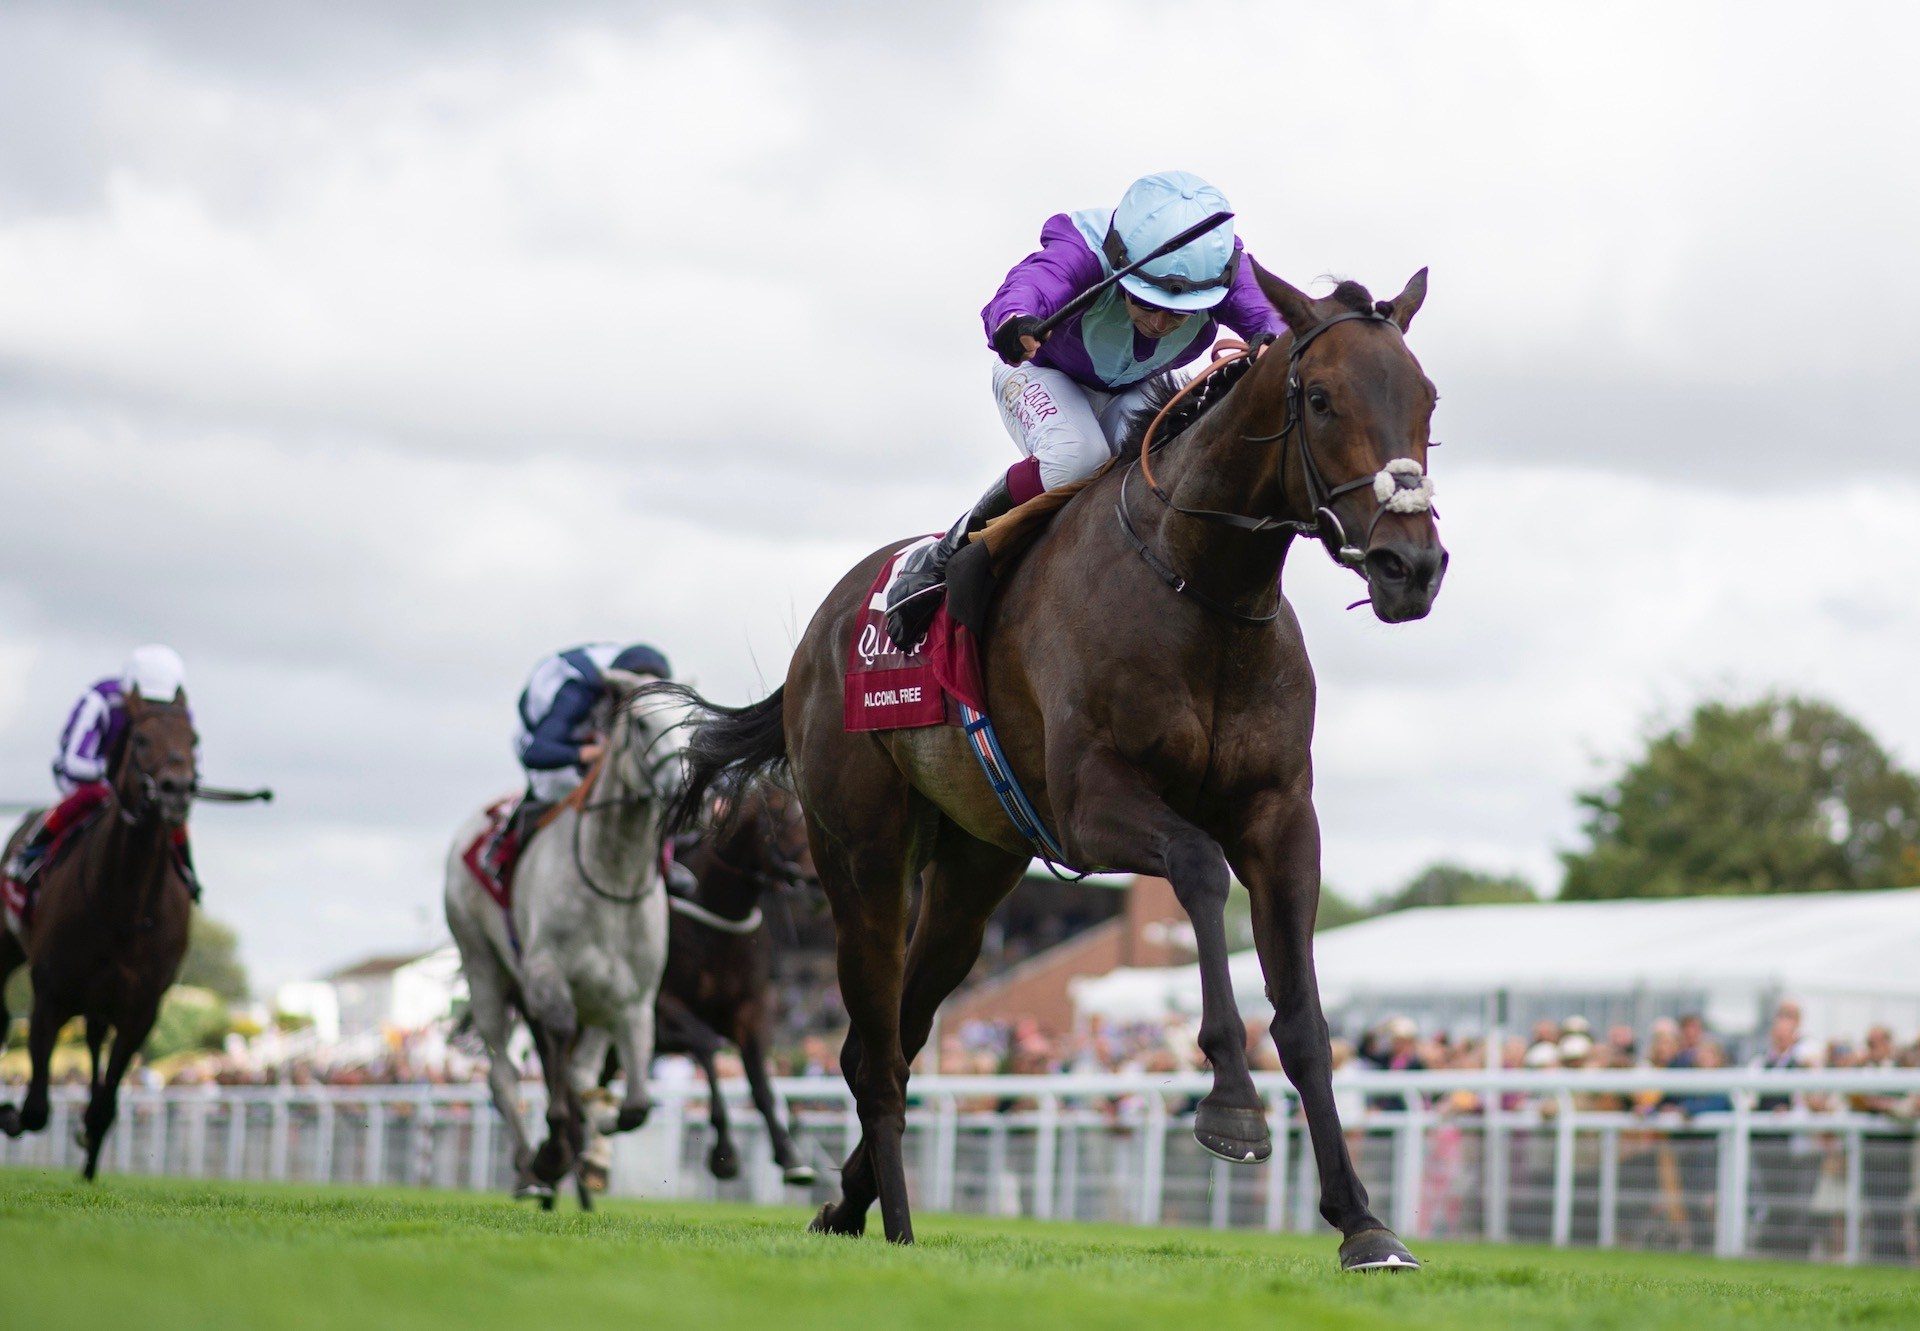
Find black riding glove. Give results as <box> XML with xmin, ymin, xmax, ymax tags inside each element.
<box><xmin>992</xmin><ymin>314</ymin><xmax>1045</xmax><ymax>367</ymax></box>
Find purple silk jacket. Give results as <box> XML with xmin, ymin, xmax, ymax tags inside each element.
<box><xmin>982</xmin><ymin>212</ymin><xmax>1287</xmax><ymax>391</ymax></box>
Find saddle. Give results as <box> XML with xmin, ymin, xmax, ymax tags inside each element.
<box><xmin>461</xmin><ymin>797</ymin><xmax>522</xmax><ymax>914</ymax></box>
<box><xmin>2</xmin><ymin>801</ymin><xmax>108</xmax><ymax>936</ymax></box>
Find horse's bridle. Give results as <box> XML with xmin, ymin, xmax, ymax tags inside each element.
<box><xmin>1117</xmin><ymin>308</ymin><xmax>1430</xmax><ymax>623</ymax></box>
<box><xmin>120</xmin><ymin>708</ymin><xmax>197</xmax><ymax>827</ymax></box>
<box><xmin>570</xmin><ymin>697</ymin><xmax>686</xmax><ymax>906</ymax></box>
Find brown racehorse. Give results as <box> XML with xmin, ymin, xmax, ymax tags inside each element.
<box><xmin>659</xmin><ymin>264</ymin><xmax>1444</xmax><ymax>1270</ymax></box>
<box><xmin>0</xmin><ymin>692</ymin><xmax>198</xmax><ymax>1180</ymax></box>
<box><xmin>655</xmin><ymin>781</ymin><xmax>819</xmax><ymax>1185</ymax></box>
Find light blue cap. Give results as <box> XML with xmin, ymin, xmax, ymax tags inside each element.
<box><xmin>1104</xmin><ymin>171</ymin><xmax>1237</xmax><ymax>312</ymax></box>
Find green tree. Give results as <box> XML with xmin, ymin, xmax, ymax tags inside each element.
<box><xmin>1382</xmin><ymin>862</ymin><xmax>1538</xmax><ymax>912</ymax></box>
<box><xmin>178</xmin><ymin>911</ymin><xmax>250</xmax><ymax>1002</ymax></box>
<box><xmin>1315</xmin><ymin>883</ymin><xmax>1370</xmax><ymax>931</ymax></box>
<box><xmin>144</xmin><ymin>985</ymin><xmax>231</xmax><ymax>1060</ymax></box>
<box><xmin>1561</xmin><ymin>694</ymin><xmax>1920</xmax><ymax>899</ymax></box>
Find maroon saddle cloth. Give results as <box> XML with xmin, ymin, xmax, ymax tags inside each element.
<box><xmin>844</xmin><ymin>537</ymin><xmax>988</xmax><ymax>734</ymax></box>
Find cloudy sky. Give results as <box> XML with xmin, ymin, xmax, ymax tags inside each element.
<box><xmin>3</xmin><ymin>1</ymin><xmax>1916</xmax><ymax>990</ymax></box>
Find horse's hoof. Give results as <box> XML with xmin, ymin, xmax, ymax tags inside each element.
<box><xmin>0</xmin><ymin>1104</ymin><xmax>20</xmax><ymax>1138</ymax></box>
<box><xmin>1339</xmin><ymin>1228</ymin><xmax>1421</xmax><ymax>1272</ymax></box>
<box><xmin>1193</xmin><ymin>1102</ymin><xmax>1271</xmax><ymax>1164</ymax></box>
<box><xmin>538</xmin><ymin>1192</ymin><xmax>557</xmax><ymax>1213</ymax></box>
<box><xmin>579</xmin><ymin>1159</ymin><xmax>610</xmax><ymax>1193</ymax></box>
<box><xmin>708</xmin><ymin>1144</ymin><xmax>741</xmax><ymax>1181</ymax></box>
<box><xmin>615</xmin><ymin>1103</ymin><xmax>650</xmax><ymax>1133</ymax></box>
<box><xmin>783</xmin><ymin>1164</ymin><xmax>818</xmax><ymax>1187</ymax></box>
<box><xmin>807</xmin><ymin>1202</ymin><xmax>865</xmax><ymax>1237</ymax></box>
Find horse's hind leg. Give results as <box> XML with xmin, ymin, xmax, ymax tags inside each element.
<box><xmin>82</xmin><ymin>1001</ymin><xmax>160</xmax><ymax>1181</ymax></box>
<box><xmin>448</xmin><ymin>907</ymin><xmax>539</xmax><ymax>1192</ymax></box>
<box><xmin>662</xmin><ymin>996</ymin><xmax>738</xmax><ymax>1180</ymax></box>
<box><xmin>833</xmin><ymin>824</ymin><xmax>1028</xmax><ymax>1216</ymax></box>
<box><xmin>804</xmin><ymin>814</ymin><xmax>917</xmax><ymax>1243</ymax></box>
<box><xmin>740</xmin><ymin>1027</ymin><xmax>811</xmax><ymax>1184</ymax></box>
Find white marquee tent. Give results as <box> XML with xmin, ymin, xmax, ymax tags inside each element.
<box><xmin>1070</xmin><ymin>889</ymin><xmax>1920</xmax><ymax>1042</ymax></box>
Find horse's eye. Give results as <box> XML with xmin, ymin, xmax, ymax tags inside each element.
<box><xmin>1307</xmin><ymin>388</ymin><xmax>1331</xmax><ymax>414</ymax></box>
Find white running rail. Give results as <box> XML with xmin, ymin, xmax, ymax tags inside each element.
<box><xmin>4</xmin><ymin>1068</ymin><xmax>1918</xmax><ymax>1266</ymax></box>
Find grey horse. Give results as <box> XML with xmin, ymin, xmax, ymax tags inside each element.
<box><xmin>445</xmin><ymin>669</ymin><xmax>684</xmax><ymax>1203</ymax></box>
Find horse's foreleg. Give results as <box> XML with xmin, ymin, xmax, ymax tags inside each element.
<box><xmin>1230</xmin><ymin>792</ymin><xmax>1418</xmax><ymax>1271</ymax></box>
<box><xmin>608</xmin><ymin>996</ymin><xmax>657</xmax><ymax>1134</ymax></box>
<box><xmin>82</xmin><ymin>1001</ymin><xmax>160</xmax><ymax>1182</ymax></box>
<box><xmin>1061</xmin><ymin>752</ymin><xmax>1266</xmax><ymax>1163</ymax></box>
<box><xmin>11</xmin><ymin>990</ymin><xmax>69</xmax><ymax>1136</ymax></box>
<box><xmin>522</xmin><ymin>953</ymin><xmax>581</xmax><ymax>1186</ymax></box>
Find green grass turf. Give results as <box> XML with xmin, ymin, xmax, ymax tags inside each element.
<box><xmin>1</xmin><ymin>1169</ymin><xmax>1916</xmax><ymax>1331</ymax></box>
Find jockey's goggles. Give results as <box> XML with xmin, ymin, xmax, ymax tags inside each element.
<box><xmin>1104</xmin><ymin>223</ymin><xmax>1242</xmax><ymax>298</ymax></box>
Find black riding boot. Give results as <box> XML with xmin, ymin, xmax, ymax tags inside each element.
<box><xmin>3</xmin><ymin>817</ymin><xmax>51</xmax><ymax>886</ymax></box>
<box><xmin>884</xmin><ymin>474</ymin><xmax>1016</xmax><ymax>648</ymax></box>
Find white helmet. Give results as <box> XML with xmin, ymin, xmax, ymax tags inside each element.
<box><xmin>1103</xmin><ymin>171</ymin><xmax>1238</xmax><ymax>312</ymax></box>
<box><xmin>122</xmin><ymin>644</ymin><xmax>187</xmax><ymax>702</ymax></box>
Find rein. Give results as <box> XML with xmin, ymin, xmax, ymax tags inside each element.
<box><xmin>1117</xmin><ymin>310</ymin><xmax>1432</xmax><ymax>622</ymax></box>
<box><xmin>668</xmin><ymin>893</ymin><xmax>764</xmax><ymax>935</ymax></box>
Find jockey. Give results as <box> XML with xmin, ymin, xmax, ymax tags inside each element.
<box><xmin>885</xmin><ymin>170</ymin><xmax>1288</xmax><ymax>648</ymax></box>
<box><xmin>486</xmin><ymin>642</ymin><xmax>674</xmax><ymax>873</ymax></box>
<box><xmin>4</xmin><ymin>645</ymin><xmax>199</xmax><ymax>896</ymax></box>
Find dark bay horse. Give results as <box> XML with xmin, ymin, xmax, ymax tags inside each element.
<box><xmin>656</xmin><ymin>781</ymin><xmax>819</xmax><ymax>1185</ymax></box>
<box><xmin>662</xmin><ymin>264</ymin><xmax>1444</xmax><ymax>1270</ymax></box>
<box><xmin>0</xmin><ymin>692</ymin><xmax>198</xmax><ymax>1180</ymax></box>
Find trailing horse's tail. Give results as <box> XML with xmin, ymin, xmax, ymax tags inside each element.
<box><xmin>647</xmin><ymin>682</ymin><xmax>789</xmax><ymax>837</ymax></box>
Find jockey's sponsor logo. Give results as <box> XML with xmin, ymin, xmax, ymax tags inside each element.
<box><xmin>1000</xmin><ymin>373</ymin><xmax>1059</xmax><ymax>429</ymax></box>
<box><xmin>1020</xmin><ymin>382</ymin><xmax>1059</xmax><ymax>422</ymax></box>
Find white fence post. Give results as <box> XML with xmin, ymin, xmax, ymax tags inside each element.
<box><xmin>1263</xmin><ymin>1091</ymin><xmax>1290</xmax><ymax>1233</ymax></box>
<box><xmin>1716</xmin><ymin>1095</ymin><xmax>1752</xmax><ymax>1259</ymax></box>
<box><xmin>1033</xmin><ymin>1093</ymin><xmax>1058</xmax><ymax>1221</ymax></box>
<box><xmin>1137</xmin><ymin>1090</ymin><xmax>1167</xmax><ymax>1227</ymax></box>
<box><xmin>1550</xmin><ymin>1092</ymin><xmax>1576</xmax><ymax>1248</ymax></box>
<box><xmin>1843</xmin><ymin>1124</ymin><xmax>1865</xmax><ymax>1266</ymax></box>
<box><xmin>1597</xmin><ymin>1125</ymin><xmax>1619</xmax><ymax>1249</ymax></box>
<box><xmin>1393</xmin><ymin>1099</ymin><xmax>1426</xmax><ymax>1239</ymax></box>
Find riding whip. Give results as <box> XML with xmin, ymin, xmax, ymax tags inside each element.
<box><xmin>1029</xmin><ymin>209</ymin><xmax>1235</xmax><ymax>342</ymax></box>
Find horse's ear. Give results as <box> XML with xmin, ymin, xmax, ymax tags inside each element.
<box><xmin>1251</xmin><ymin>258</ymin><xmax>1319</xmax><ymax>334</ymax></box>
<box><xmin>1386</xmin><ymin>267</ymin><xmax>1428</xmax><ymax>332</ymax></box>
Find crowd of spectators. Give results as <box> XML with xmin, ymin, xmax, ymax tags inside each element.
<box><xmin>11</xmin><ymin>997</ymin><xmax>1920</xmax><ymax>1111</ymax></box>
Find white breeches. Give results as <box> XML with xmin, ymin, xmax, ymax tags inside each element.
<box><xmin>991</xmin><ymin>363</ymin><xmax>1164</xmax><ymax>491</ymax></box>
<box><xmin>527</xmin><ymin>766</ymin><xmax>583</xmax><ymax>804</ymax></box>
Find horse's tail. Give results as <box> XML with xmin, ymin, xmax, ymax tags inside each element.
<box><xmin>648</xmin><ymin>682</ymin><xmax>789</xmax><ymax>837</ymax></box>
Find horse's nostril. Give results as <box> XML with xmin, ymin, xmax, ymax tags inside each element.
<box><xmin>1368</xmin><ymin>550</ymin><xmax>1410</xmax><ymax>584</ymax></box>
